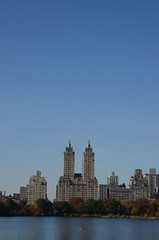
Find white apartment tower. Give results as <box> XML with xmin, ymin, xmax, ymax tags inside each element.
<box><xmin>63</xmin><ymin>141</ymin><xmax>75</xmax><ymax>179</ymax></box>
<box><xmin>26</xmin><ymin>170</ymin><xmax>47</xmax><ymax>204</ymax></box>
<box><xmin>82</xmin><ymin>141</ymin><xmax>94</xmax><ymax>180</ymax></box>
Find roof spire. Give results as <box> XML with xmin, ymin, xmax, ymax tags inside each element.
<box><xmin>67</xmin><ymin>140</ymin><xmax>71</xmax><ymax>147</ymax></box>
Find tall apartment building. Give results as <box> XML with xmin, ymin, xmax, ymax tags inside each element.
<box><xmin>26</xmin><ymin>170</ymin><xmax>47</xmax><ymax>204</ymax></box>
<box><xmin>63</xmin><ymin>140</ymin><xmax>75</xmax><ymax>179</ymax></box>
<box><xmin>107</xmin><ymin>172</ymin><xmax>119</xmax><ymax>186</ymax></box>
<box><xmin>56</xmin><ymin>141</ymin><xmax>98</xmax><ymax>202</ymax></box>
<box><xmin>82</xmin><ymin>141</ymin><xmax>95</xmax><ymax>180</ymax></box>
<box><xmin>128</xmin><ymin>169</ymin><xmax>148</xmax><ymax>200</ymax></box>
<box><xmin>143</xmin><ymin>168</ymin><xmax>159</xmax><ymax>196</ymax></box>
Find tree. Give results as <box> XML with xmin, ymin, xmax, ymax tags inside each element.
<box><xmin>103</xmin><ymin>199</ymin><xmax>122</xmax><ymax>215</ymax></box>
<box><xmin>121</xmin><ymin>200</ymin><xmax>134</xmax><ymax>216</ymax></box>
<box><xmin>0</xmin><ymin>201</ymin><xmax>8</xmax><ymax>216</ymax></box>
<box><xmin>53</xmin><ymin>201</ymin><xmax>73</xmax><ymax>216</ymax></box>
<box><xmin>131</xmin><ymin>198</ymin><xmax>148</xmax><ymax>216</ymax></box>
<box><xmin>147</xmin><ymin>200</ymin><xmax>158</xmax><ymax>216</ymax></box>
<box><xmin>83</xmin><ymin>199</ymin><xmax>95</xmax><ymax>215</ymax></box>
<box><xmin>69</xmin><ymin>197</ymin><xmax>84</xmax><ymax>215</ymax></box>
<box><xmin>33</xmin><ymin>199</ymin><xmax>53</xmax><ymax>216</ymax></box>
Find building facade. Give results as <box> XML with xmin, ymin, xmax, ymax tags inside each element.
<box><xmin>20</xmin><ymin>186</ymin><xmax>27</xmax><ymax>201</ymax></box>
<box><xmin>128</xmin><ymin>169</ymin><xmax>149</xmax><ymax>200</ymax></box>
<box><xmin>0</xmin><ymin>191</ymin><xmax>6</xmax><ymax>201</ymax></box>
<box><xmin>26</xmin><ymin>170</ymin><xmax>47</xmax><ymax>204</ymax></box>
<box><xmin>98</xmin><ymin>184</ymin><xmax>109</xmax><ymax>200</ymax></box>
<box><xmin>143</xmin><ymin>168</ymin><xmax>159</xmax><ymax>197</ymax></box>
<box><xmin>107</xmin><ymin>172</ymin><xmax>119</xmax><ymax>186</ymax></box>
<box><xmin>98</xmin><ymin>184</ymin><xmax>131</xmax><ymax>201</ymax></box>
<box><xmin>56</xmin><ymin>141</ymin><xmax>98</xmax><ymax>202</ymax></box>
<box><xmin>108</xmin><ymin>185</ymin><xmax>131</xmax><ymax>200</ymax></box>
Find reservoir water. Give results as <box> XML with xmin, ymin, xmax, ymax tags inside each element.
<box><xmin>0</xmin><ymin>217</ymin><xmax>159</xmax><ymax>240</ymax></box>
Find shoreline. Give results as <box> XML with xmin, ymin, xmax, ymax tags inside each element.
<box><xmin>0</xmin><ymin>214</ymin><xmax>159</xmax><ymax>220</ymax></box>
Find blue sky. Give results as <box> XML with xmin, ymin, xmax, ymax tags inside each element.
<box><xmin>0</xmin><ymin>1</ymin><xmax>159</xmax><ymax>200</ymax></box>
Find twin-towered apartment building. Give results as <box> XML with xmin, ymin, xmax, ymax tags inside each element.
<box><xmin>17</xmin><ymin>141</ymin><xmax>159</xmax><ymax>204</ymax></box>
<box><xmin>56</xmin><ymin>141</ymin><xmax>98</xmax><ymax>201</ymax></box>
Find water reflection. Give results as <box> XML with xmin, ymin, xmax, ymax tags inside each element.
<box><xmin>54</xmin><ymin>218</ymin><xmax>94</xmax><ymax>240</ymax></box>
<box><xmin>24</xmin><ymin>217</ymin><xmax>46</xmax><ymax>240</ymax></box>
<box><xmin>1</xmin><ymin>217</ymin><xmax>159</xmax><ymax>240</ymax></box>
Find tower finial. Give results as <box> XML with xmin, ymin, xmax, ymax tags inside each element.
<box><xmin>67</xmin><ymin>140</ymin><xmax>71</xmax><ymax>147</ymax></box>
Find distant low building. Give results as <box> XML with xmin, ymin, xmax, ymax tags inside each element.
<box><xmin>108</xmin><ymin>185</ymin><xmax>131</xmax><ymax>200</ymax></box>
<box><xmin>98</xmin><ymin>184</ymin><xmax>109</xmax><ymax>200</ymax></box>
<box><xmin>0</xmin><ymin>191</ymin><xmax>6</xmax><ymax>201</ymax></box>
<box><xmin>20</xmin><ymin>186</ymin><xmax>27</xmax><ymax>201</ymax></box>
<box><xmin>98</xmin><ymin>184</ymin><xmax>131</xmax><ymax>201</ymax></box>
<box><xmin>12</xmin><ymin>193</ymin><xmax>20</xmax><ymax>203</ymax></box>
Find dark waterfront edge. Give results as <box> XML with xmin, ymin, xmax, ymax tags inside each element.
<box><xmin>1</xmin><ymin>198</ymin><xmax>159</xmax><ymax>219</ymax></box>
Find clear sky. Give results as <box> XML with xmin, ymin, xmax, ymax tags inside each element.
<box><xmin>0</xmin><ymin>0</ymin><xmax>159</xmax><ymax>201</ymax></box>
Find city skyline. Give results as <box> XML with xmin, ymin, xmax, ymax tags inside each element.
<box><xmin>1</xmin><ymin>140</ymin><xmax>159</xmax><ymax>201</ymax></box>
<box><xmin>1</xmin><ymin>1</ymin><xmax>159</xmax><ymax>201</ymax></box>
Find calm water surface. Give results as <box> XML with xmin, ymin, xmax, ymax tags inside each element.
<box><xmin>0</xmin><ymin>217</ymin><xmax>159</xmax><ymax>240</ymax></box>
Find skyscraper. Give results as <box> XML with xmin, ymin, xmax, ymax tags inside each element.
<box><xmin>63</xmin><ymin>140</ymin><xmax>75</xmax><ymax>179</ymax></box>
<box><xmin>82</xmin><ymin>141</ymin><xmax>94</xmax><ymax>180</ymax></box>
<box><xmin>56</xmin><ymin>141</ymin><xmax>98</xmax><ymax>202</ymax></box>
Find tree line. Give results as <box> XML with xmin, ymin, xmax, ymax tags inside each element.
<box><xmin>0</xmin><ymin>198</ymin><xmax>159</xmax><ymax>218</ymax></box>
